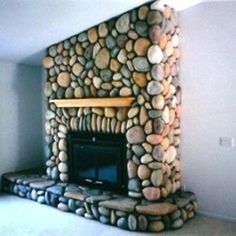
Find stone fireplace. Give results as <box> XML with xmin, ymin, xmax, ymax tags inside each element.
<box><xmin>44</xmin><ymin>0</ymin><xmax>182</xmax><ymax>202</ymax></box>
<box><xmin>2</xmin><ymin>0</ymin><xmax>197</xmax><ymax>232</ymax></box>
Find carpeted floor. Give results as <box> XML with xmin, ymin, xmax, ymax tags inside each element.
<box><xmin>0</xmin><ymin>193</ymin><xmax>235</xmax><ymax>236</ymax></box>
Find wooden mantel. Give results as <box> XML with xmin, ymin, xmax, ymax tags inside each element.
<box><xmin>49</xmin><ymin>97</ymin><xmax>135</xmax><ymax>108</ymax></box>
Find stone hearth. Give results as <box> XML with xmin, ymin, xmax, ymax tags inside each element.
<box><xmin>2</xmin><ymin>0</ymin><xmax>197</xmax><ymax>233</ymax></box>
<box><xmin>3</xmin><ymin>169</ymin><xmax>197</xmax><ymax>232</ymax></box>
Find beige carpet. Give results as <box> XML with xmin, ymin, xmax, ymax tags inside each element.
<box><xmin>0</xmin><ymin>193</ymin><xmax>235</xmax><ymax>236</ymax></box>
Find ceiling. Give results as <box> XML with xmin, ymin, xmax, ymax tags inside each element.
<box><xmin>0</xmin><ymin>0</ymin><xmax>232</xmax><ymax>65</ymax></box>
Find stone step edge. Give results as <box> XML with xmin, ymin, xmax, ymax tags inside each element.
<box><xmin>2</xmin><ymin>173</ymin><xmax>197</xmax><ymax>232</ymax></box>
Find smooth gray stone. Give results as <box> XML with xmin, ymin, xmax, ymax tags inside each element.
<box><xmin>48</xmin><ymin>45</ymin><xmax>57</xmax><ymax>57</ymax></box>
<box><xmin>128</xmin><ymin>178</ymin><xmax>141</xmax><ymax>192</ymax></box>
<box><xmin>51</xmin><ymin>167</ymin><xmax>59</xmax><ymax>180</ymax></box>
<box><xmin>171</xmin><ymin>218</ymin><xmax>184</xmax><ymax>229</ymax></box>
<box><xmin>37</xmin><ymin>196</ymin><xmax>45</xmax><ymax>204</ymax></box>
<box><xmin>132</xmin><ymin>145</ymin><xmax>145</xmax><ymax>157</ymax></box>
<box><xmin>84</xmin><ymin>45</ymin><xmax>93</xmax><ymax>60</ymax></box>
<box><xmin>59</xmin><ymin>196</ymin><xmax>68</xmax><ymax>203</ymax></box>
<box><xmin>105</xmin><ymin>35</ymin><xmax>116</xmax><ymax>49</ymax></box>
<box><xmin>115</xmin><ymin>13</ymin><xmax>130</xmax><ymax>34</ymax></box>
<box><xmin>132</xmin><ymin>57</ymin><xmax>150</xmax><ymax>72</ymax></box>
<box><xmin>86</xmin><ymin>195</ymin><xmax>112</xmax><ymax>204</ymax></box>
<box><xmin>57</xmin><ymin>87</ymin><xmax>65</xmax><ymax>99</ymax></box>
<box><xmin>170</xmin><ymin>210</ymin><xmax>181</xmax><ymax>221</ymax></box>
<box><xmin>29</xmin><ymin>180</ymin><xmax>55</xmax><ymax>190</ymax></box>
<box><xmin>45</xmin><ymin>145</ymin><xmax>52</xmax><ymax>159</ymax></box>
<box><xmin>109</xmin><ymin>88</ymin><xmax>119</xmax><ymax>97</ymax></box>
<box><xmin>128</xmin><ymin>214</ymin><xmax>137</xmax><ymax>231</ymax></box>
<box><xmin>47</xmin><ymin>185</ymin><xmax>64</xmax><ymax>195</ymax></box>
<box><xmin>135</xmin><ymin>21</ymin><xmax>148</xmax><ymax>37</ymax></box>
<box><xmin>100</xmin><ymin>69</ymin><xmax>112</xmax><ymax>82</ymax></box>
<box><xmin>117</xmin><ymin>217</ymin><xmax>128</xmax><ymax>229</ymax></box>
<box><xmin>68</xmin><ymin>199</ymin><xmax>76</xmax><ymax>212</ymax></box>
<box><xmin>91</xmin><ymin>205</ymin><xmax>100</xmax><ymax>219</ymax></box>
<box><xmin>77</xmin><ymin>32</ymin><xmax>87</xmax><ymax>42</ymax></box>
<box><xmin>75</xmin><ymin>207</ymin><xmax>86</xmax><ymax>216</ymax></box>
<box><xmin>99</xmin><ymin>215</ymin><xmax>110</xmax><ymax>224</ymax></box>
<box><xmin>120</xmin><ymin>65</ymin><xmax>131</xmax><ymax>78</ymax></box>
<box><xmin>65</xmin><ymin>87</ymin><xmax>74</xmax><ymax>98</ymax></box>
<box><xmin>98</xmin><ymin>206</ymin><xmax>110</xmax><ymax>216</ymax></box>
<box><xmin>50</xmin><ymin>194</ymin><xmax>59</xmax><ymax>207</ymax></box>
<box><xmin>148</xmin><ymin>110</ymin><xmax>162</xmax><ymax>119</ymax></box>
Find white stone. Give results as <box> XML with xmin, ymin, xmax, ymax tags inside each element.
<box><xmin>172</xmin><ymin>34</ymin><xmax>179</xmax><ymax>47</ymax></box>
<box><xmin>147</xmin><ymin>45</ymin><xmax>163</xmax><ymax>64</ymax></box>
<box><xmin>58</xmin><ymin>162</ymin><xmax>68</xmax><ymax>173</ymax></box>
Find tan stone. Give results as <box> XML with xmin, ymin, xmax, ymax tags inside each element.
<box><xmin>99</xmin><ymin>198</ymin><xmax>138</xmax><ymax>212</ymax></box>
<box><xmin>127</xmin><ymin>160</ymin><xmax>138</xmax><ymax>178</ymax></box>
<box><xmin>142</xmin><ymin>187</ymin><xmax>161</xmax><ymax>201</ymax></box>
<box><xmin>104</xmin><ymin>108</ymin><xmax>116</xmax><ymax>118</ymax></box>
<box><xmin>125</xmin><ymin>40</ymin><xmax>133</xmax><ymax>52</ymax></box>
<box><xmin>136</xmin><ymin>202</ymin><xmax>177</xmax><ymax>216</ymax></box>
<box><xmin>152</xmin><ymin>95</ymin><xmax>165</xmax><ymax>110</ymax></box>
<box><xmin>64</xmin><ymin>191</ymin><xmax>86</xmax><ymax>201</ymax></box>
<box><xmin>134</xmin><ymin>38</ymin><xmax>151</xmax><ymax>56</ymax></box>
<box><xmin>57</xmin><ymin>43</ymin><xmax>63</xmax><ymax>54</ymax></box>
<box><xmin>161</xmin><ymin>137</ymin><xmax>170</xmax><ymax>150</ymax></box>
<box><xmin>98</xmin><ymin>23</ymin><xmax>108</xmax><ymax>38</ymax></box>
<box><xmin>144</xmin><ymin>120</ymin><xmax>153</xmax><ymax>134</ymax></box>
<box><xmin>57</xmin><ymin>72</ymin><xmax>71</xmax><ymax>87</ymax></box>
<box><xmin>149</xmin><ymin>221</ymin><xmax>165</xmax><ymax>232</ymax></box>
<box><xmin>133</xmin><ymin>72</ymin><xmax>147</xmax><ymax>87</ymax></box>
<box><xmin>159</xmin><ymin>33</ymin><xmax>168</xmax><ymax>50</ymax></box>
<box><xmin>87</xmin><ymin>27</ymin><xmax>98</xmax><ymax>43</ymax></box>
<box><xmin>137</xmin><ymin>164</ymin><xmax>151</xmax><ymax>180</ymax></box>
<box><xmin>119</xmin><ymin>87</ymin><xmax>132</xmax><ymax>97</ymax></box>
<box><xmin>163</xmin><ymin>6</ymin><xmax>171</xmax><ymax>18</ymax></box>
<box><xmin>173</xmin><ymin>48</ymin><xmax>180</xmax><ymax>59</ymax></box>
<box><xmin>43</xmin><ymin>56</ymin><xmax>54</xmax><ymax>68</ymax></box>
<box><xmin>164</xmin><ymin>146</ymin><xmax>177</xmax><ymax>164</ymax></box>
<box><xmin>110</xmin><ymin>59</ymin><xmax>121</xmax><ymax>72</ymax></box>
<box><xmin>95</xmin><ymin>48</ymin><xmax>110</xmax><ymax>69</ymax></box>
<box><xmin>75</xmin><ymin>43</ymin><xmax>83</xmax><ymax>55</ymax></box>
<box><xmin>162</xmin><ymin>125</ymin><xmax>170</xmax><ymax>137</ymax></box>
<box><xmin>142</xmin><ymin>143</ymin><xmax>153</xmax><ymax>154</ymax></box>
<box><xmin>169</xmin><ymin>109</ymin><xmax>176</xmax><ymax>125</ymax></box>
<box><xmin>151</xmin><ymin>170</ymin><xmax>163</xmax><ymax>187</ymax></box>
<box><xmin>92</xmin><ymin>108</ymin><xmax>104</xmax><ymax>116</ymax></box>
<box><xmin>117</xmin><ymin>107</ymin><xmax>128</xmax><ymax>121</ymax></box>
<box><xmin>72</xmin><ymin>63</ymin><xmax>83</xmax><ymax>76</ymax></box>
<box><xmin>165</xmin><ymin>41</ymin><xmax>174</xmax><ymax>57</ymax></box>
<box><xmin>117</xmin><ymin>49</ymin><xmax>127</xmax><ymax>64</ymax></box>
<box><xmin>138</xmin><ymin>6</ymin><xmax>149</xmax><ymax>20</ymax></box>
<box><xmin>162</xmin><ymin>106</ymin><xmax>170</xmax><ymax>124</ymax></box>
<box><xmin>146</xmin><ymin>134</ymin><xmax>162</xmax><ymax>145</ymax></box>
<box><xmin>139</xmin><ymin>106</ymin><xmax>148</xmax><ymax>126</ymax></box>
<box><xmin>128</xmin><ymin>107</ymin><xmax>139</xmax><ymax>118</ymax></box>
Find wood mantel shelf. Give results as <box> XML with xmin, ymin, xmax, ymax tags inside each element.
<box><xmin>49</xmin><ymin>97</ymin><xmax>135</xmax><ymax>108</ymax></box>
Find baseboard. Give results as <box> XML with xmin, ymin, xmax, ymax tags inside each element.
<box><xmin>198</xmin><ymin>210</ymin><xmax>236</xmax><ymax>223</ymax></box>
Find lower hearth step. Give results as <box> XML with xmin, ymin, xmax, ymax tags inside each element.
<box><xmin>2</xmin><ymin>169</ymin><xmax>197</xmax><ymax>232</ymax></box>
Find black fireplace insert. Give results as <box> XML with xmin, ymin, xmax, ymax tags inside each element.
<box><xmin>68</xmin><ymin>131</ymin><xmax>127</xmax><ymax>193</ymax></box>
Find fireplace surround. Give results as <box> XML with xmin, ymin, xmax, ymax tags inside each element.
<box><xmin>2</xmin><ymin>0</ymin><xmax>197</xmax><ymax>232</ymax></box>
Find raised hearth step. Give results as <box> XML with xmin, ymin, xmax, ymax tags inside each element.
<box><xmin>2</xmin><ymin>169</ymin><xmax>198</xmax><ymax>233</ymax></box>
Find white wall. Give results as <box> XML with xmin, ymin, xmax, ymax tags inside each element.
<box><xmin>0</xmin><ymin>62</ymin><xmax>43</xmax><ymax>188</ymax></box>
<box><xmin>180</xmin><ymin>2</ymin><xmax>236</xmax><ymax>221</ymax></box>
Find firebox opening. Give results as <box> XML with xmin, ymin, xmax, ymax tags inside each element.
<box><xmin>68</xmin><ymin>131</ymin><xmax>128</xmax><ymax>193</ymax></box>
